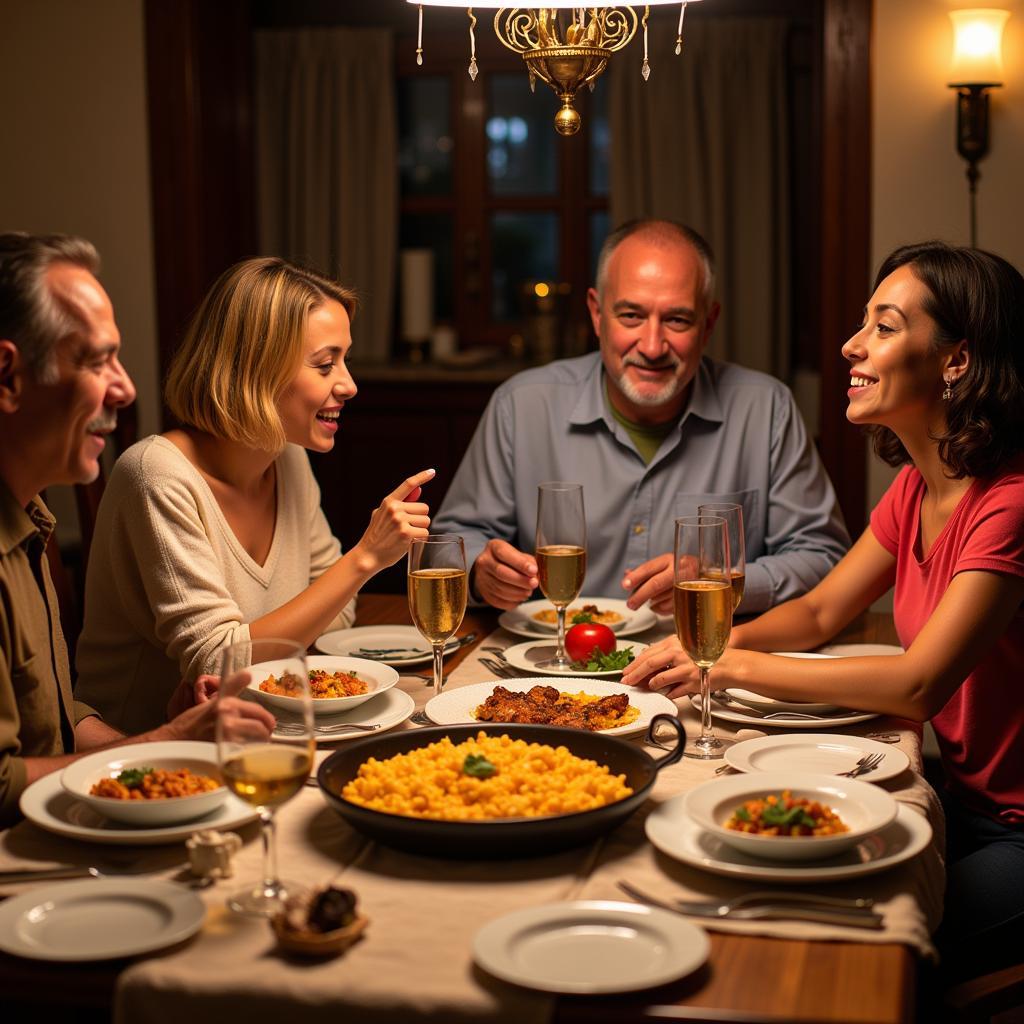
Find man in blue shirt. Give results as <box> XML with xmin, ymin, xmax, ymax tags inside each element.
<box><xmin>434</xmin><ymin>220</ymin><xmax>849</xmax><ymax>614</ymax></box>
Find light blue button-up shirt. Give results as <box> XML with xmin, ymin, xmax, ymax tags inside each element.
<box><xmin>434</xmin><ymin>352</ymin><xmax>850</xmax><ymax>613</ymax></box>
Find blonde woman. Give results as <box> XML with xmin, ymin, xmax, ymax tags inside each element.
<box><xmin>76</xmin><ymin>258</ymin><xmax>433</xmax><ymax>733</ymax></box>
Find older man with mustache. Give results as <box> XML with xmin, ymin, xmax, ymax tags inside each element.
<box><xmin>434</xmin><ymin>220</ymin><xmax>849</xmax><ymax>614</ymax></box>
<box><xmin>0</xmin><ymin>232</ymin><xmax>273</xmax><ymax>827</ymax></box>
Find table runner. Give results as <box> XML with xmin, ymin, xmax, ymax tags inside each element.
<box><xmin>0</xmin><ymin>625</ymin><xmax>945</xmax><ymax>1024</ymax></box>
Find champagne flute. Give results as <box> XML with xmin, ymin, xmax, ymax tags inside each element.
<box><xmin>218</xmin><ymin>638</ymin><xmax>314</xmax><ymax>916</ymax></box>
<box><xmin>408</xmin><ymin>534</ymin><xmax>468</xmax><ymax>699</ymax></box>
<box><xmin>698</xmin><ymin>502</ymin><xmax>747</xmax><ymax>612</ymax></box>
<box><xmin>534</xmin><ymin>482</ymin><xmax>587</xmax><ymax>672</ymax></box>
<box><xmin>674</xmin><ymin>515</ymin><xmax>733</xmax><ymax>759</ymax></box>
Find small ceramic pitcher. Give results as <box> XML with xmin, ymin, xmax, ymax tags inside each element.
<box><xmin>186</xmin><ymin>829</ymin><xmax>243</xmax><ymax>879</ymax></box>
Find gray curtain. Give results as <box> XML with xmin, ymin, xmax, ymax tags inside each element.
<box><xmin>255</xmin><ymin>29</ymin><xmax>397</xmax><ymax>363</ymax></box>
<box><xmin>610</xmin><ymin>17</ymin><xmax>790</xmax><ymax>379</ymax></box>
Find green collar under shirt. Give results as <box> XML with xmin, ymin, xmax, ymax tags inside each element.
<box><xmin>603</xmin><ymin>379</ymin><xmax>680</xmax><ymax>465</ymax></box>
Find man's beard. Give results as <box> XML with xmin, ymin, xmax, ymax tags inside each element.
<box><xmin>610</xmin><ymin>355</ymin><xmax>686</xmax><ymax>407</ymax></box>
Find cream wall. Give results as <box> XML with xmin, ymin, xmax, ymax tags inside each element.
<box><xmin>870</xmin><ymin>0</ymin><xmax>1024</xmax><ymax>510</ymax></box>
<box><xmin>0</xmin><ymin>0</ymin><xmax>158</xmax><ymax>537</ymax></box>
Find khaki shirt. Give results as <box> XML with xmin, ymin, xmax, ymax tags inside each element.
<box><xmin>0</xmin><ymin>481</ymin><xmax>93</xmax><ymax>826</ymax></box>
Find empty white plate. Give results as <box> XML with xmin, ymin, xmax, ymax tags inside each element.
<box><xmin>726</xmin><ymin>733</ymin><xmax>910</xmax><ymax>783</ymax></box>
<box><xmin>0</xmin><ymin>879</ymin><xmax>206</xmax><ymax>960</ymax></box>
<box><xmin>473</xmin><ymin>900</ymin><xmax>709</xmax><ymax>994</ymax></box>
<box><xmin>316</xmin><ymin>626</ymin><xmax>455</xmax><ymax>667</ymax></box>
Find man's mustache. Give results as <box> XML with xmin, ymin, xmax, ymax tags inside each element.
<box><xmin>623</xmin><ymin>355</ymin><xmax>681</xmax><ymax>372</ymax></box>
<box><xmin>85</xmin><ymin>412</ymin><xmax>117</xmax><ymax>433</ymax></box>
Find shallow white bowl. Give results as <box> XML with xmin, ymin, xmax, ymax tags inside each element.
<box><xmin>247</xmin><ymin>655</ymin><xmax>398</xmax><ymax>716</ymax></box>
<box><xmin>683</xmin><ymin>771</ymin><xmax>898</xmax><ymax>862</ymax></box>
<box><xmin>61</xmin><ymin>742</ymin><xmax>228</xmax><ymax>827</ymax></box>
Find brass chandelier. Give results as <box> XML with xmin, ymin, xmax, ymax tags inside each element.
<box><xmin>408</xmin><ymin>3</ymin><xmax>703</xmax><ymax>136</ymax></box>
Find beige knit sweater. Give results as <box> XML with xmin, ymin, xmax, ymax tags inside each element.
<box><xmin>75</xmin><ymin>437</ymin><xmax>356</xmax><ymax>733</ymax></box>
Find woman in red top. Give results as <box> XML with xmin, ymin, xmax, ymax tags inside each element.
<box><xmin>624</xmin><ymin>241</ymin><xmax>1024</xmax><ymax>976</ymax></box>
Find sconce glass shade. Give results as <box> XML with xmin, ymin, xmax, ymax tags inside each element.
<box><xmin>948</xmin><ymin>9</ymin><xmax>1009</xmax><ymax>86</ymax></box>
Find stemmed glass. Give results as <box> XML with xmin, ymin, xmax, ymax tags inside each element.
<box><xmin>674</xmin><ymin>515</ymin><xmax>733</xmax><ymax>759</ymax></box>
<box><xmin>408</xmin><ymin>534</ymin><xmax>468</xmax><ymax>700</ymax></box>
<box><xmin>698</xmin><ymin>502</ymin><xmax>746</xmax><ymax>613</ymax></box>
<box><xmin>534</xmin><ymin>482</ymin><xmax>587</xmax><ymax>672</ymax></box>
<box><xmin>218</xmin><ymin>638</ymin><xmax>314</xmax><ymax>916</ymax></box>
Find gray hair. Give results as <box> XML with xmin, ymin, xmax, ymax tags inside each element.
<box><xmin>0</xmin><ymin>232</ymin><xmax>101</xmax><ymax>384</ymax></box>
<box><xmin>594</xmin><ymin>219</ymin><xmax>716</xmax><ymax>307</ymax></box>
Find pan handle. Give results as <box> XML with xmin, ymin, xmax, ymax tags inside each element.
<box><xmin>646</xmin><ymin>714</ymin><xmax>686</xmax><ymax>771</ymax></box>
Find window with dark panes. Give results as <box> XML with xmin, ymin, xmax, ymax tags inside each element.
<box><xmin>397</xmin><ymin>32</ymin><xmax>609</xmax><ymax>355</ymax></box>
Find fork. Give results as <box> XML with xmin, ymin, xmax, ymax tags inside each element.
<box><xmin>839</xmin><ymin>752</ymin><xmax>884</xmax><ymax>778</ymax></box>
<box><xmin>479</xmin><ymin>657</ymin><xmax>519</xmax><ymax>679</ymax></box>
<box><xmin>481</xmin><ymin>646</ymin><xmax>511</xmax><ymax>662</ymax></box>
<box><xmin>275</xmin><ymin>721</ymin><xmax>382</xmax><ymax>736</ymax></box>
<box><xmin>617</xmin><ymin>881</ymin><xmax>882</xmax><ymax>928</ymax></box>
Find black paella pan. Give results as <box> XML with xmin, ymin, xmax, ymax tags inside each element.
<box><xmin>317</xmin><ymin>714</ymin><xmax>685</xmax><ymax>858</ymax></box>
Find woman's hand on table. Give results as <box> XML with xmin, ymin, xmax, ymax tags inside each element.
<box><xmin>352</xmin><ymin>469</ymin><xmax>435</xmax><ymax>572</ymax></box>
<box><xmin>622</xmin><ymin>636</ymin><xmax>750</xmax><ymax>699</ymax></box>
<box><xmin>157</xmin><ymin>694</ymin><xmax>276</xmax><ymax>743</ymax></box>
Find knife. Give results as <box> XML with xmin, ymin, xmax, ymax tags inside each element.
<box><xmin>0</xmin><ymin>865</ymin><xmax>98</xmax><ymax>884</ymax></box>
<box><xmin>618</xmin><ymin>882</ymin><xmax>884</xmax><ymax>929</ymax></box>
<box><xmin>353</xmin><ymin>633</ymin><xmax>478</xmax><ymax>659</ymax></box>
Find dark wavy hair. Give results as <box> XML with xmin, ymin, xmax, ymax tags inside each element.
<box><xmin>867</xmin><ymin>241</ymin><xmax>1024</xmax><ymax>478</ymax></box>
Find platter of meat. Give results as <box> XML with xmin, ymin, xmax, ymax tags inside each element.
<box><xmin>423</xmin><ymin>678</ymin><xmax>679</xmax><ymax>738</ymax></box>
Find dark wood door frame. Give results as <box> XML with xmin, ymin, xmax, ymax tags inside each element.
<box><xmin>144</xmin><ymin>0</ymin><xmax>871</xmax><ymax>532</ymax></box>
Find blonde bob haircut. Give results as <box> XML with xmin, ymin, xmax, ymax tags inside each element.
<box><xmin>165</xmin><ymin>257</ymin><xmax>357</xmax><ymax>454</ymax></box>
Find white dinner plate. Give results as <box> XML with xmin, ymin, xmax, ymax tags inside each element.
<box><xmin>272</xmin><ymin>688</ymin><xmax>415</xmax><ymax>745</ymax></box>
<box><xmin>248</xmin><ymin>655</ymin><xmax>398</xmax><ymax>716</ymax></box>
<box><xmin>502</xmin><ymin>639</ymin><xmax>650</xmax><ymax>678</ymax></box>
<box><xmin>725</xmin><ymin>653</ymin><xmax>842</xmax><ymax>715</ymax></box>
<box><xmin>425</xmin><ymin>677</ymin><xmax>677</xmax><ymax>738</ymax></box>
<box><xmin>690</xmin><ymin>695</ymin><xmax>877</xmax><ymax>730</ymax></box>
<box><xmin>725</xmin><ymin>733</ymin><xmax>910</xmax><ymax>783</ymax></box>
<box><xmin>646</xmin><ymin>799</ymin><xmax>931</xmax><ymax>882</ymax></box>
<box><xmin>0</xmin><ymin>879</ymin><xmax>206</xmax><ymax>961</ymax></box>
<box><xmin>473</xmin><ymin>900</ymin><xmax>709</xmax><ymax>994</ymax></box>
<box><xmin>315</xmin><ymin>625</ymin><xmax>462</xmax><ymax>667</ymax></box>
<box><xmin>20</xmin><ymin>771</ymin><xmax>258</xmax><ymax>846</ymax></box>
<box><xmin>499</xmin><ymin>597</ymin><xmax>658</xmax><ymax>640</ymax></box>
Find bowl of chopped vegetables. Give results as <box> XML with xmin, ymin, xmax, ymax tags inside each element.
<box><xmin>61</xmin><ymin>741</ymin><xmax>228</xmax><ymax>826</ymax></box>
<box><xmin>683</xmin><ymin>772</ymin><xmax>898</xmax><ymax>861</ymax></box>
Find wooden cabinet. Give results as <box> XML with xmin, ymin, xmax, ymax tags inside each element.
<box><xmin>309</xmin><ymin>362</ymin><xmax>521</xmax><ymax>593</ymax></box>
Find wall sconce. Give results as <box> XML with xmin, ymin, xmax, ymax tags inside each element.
<box><xmin>948</xmin><ymin>8</ymin><xmax>1010</xmax><ymax>246</ymax></box>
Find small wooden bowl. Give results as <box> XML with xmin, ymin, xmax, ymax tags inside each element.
<box><xmin>271</xmin><ymin>913</ymin><xmax>369</xmax><ymax>957</ymax></box>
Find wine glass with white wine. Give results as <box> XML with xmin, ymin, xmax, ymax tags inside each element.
<box><xmin>674</xmin><ymin>515</ymin><xmax>733</xmax><ymax>759</ymax></box>
<box><xmin>698</xmin><ymin>502</ymin><xmax>746</xmax><ymax>613</ymax></box>
<box><xmin>408</xmin><ymin>534</ymin><xmax>468</xmax><ymax>701</ymax></box>
<box><xmin>534</xmin><ymin>482</ymin><xmax>587</xmax><ymax>672</ymax></box>
<box><xmin>217</xmin><ymin>637</ymin><xmax>314</xmax><ymax>916</ymax></box>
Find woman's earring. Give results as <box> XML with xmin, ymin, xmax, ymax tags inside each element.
<box><xmin>942</xmin><ymin>376</ymin><xmax>953</xmax><ymax>401</ymax></box>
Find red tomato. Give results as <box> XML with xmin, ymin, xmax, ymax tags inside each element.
<box><xmin>565</xmin><ymin>622</ymin><xmax>616</xmax><ymax>663</ymax></box>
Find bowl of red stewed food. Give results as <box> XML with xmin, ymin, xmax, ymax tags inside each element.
<box><xmin>683</xmin><ymin>772</ymin><xmax>898</xmax><ymax>862</ymax></box>
<box><xmin>61</xmin><ymin>741</ymin><xmax>228</xmax><ymax>827</ymax></box>
<box><xmin>247</xmin><ymin>655</ymin><xmax>399</xmax><ymax>716</ymax></box>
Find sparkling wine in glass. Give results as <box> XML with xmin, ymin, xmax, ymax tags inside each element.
<box><xmin>674</xmin><ymin>515</ymin><xmax>733</xmax><ymax>759</ymax></box>
<box><xmin>408</xmin><ymin>534</ymin><xmax>468</xmax><ymax>699</ymax></box>
<box><xmin>535</xmin><ymin>482</ymin><xmax>587</xmax><ymax>672</ymax></box>
<box><xmin>218</xmin><ymin>637</ymin><xmax>314</xmax><ymax>916</ymax></box>
<box><xmin>698</xmin><ymin>502</ymin><xmax>747</xmax><ymax>612</ymax></box>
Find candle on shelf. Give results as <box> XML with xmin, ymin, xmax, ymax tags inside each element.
<box><xmin>400</xmin><ymin>249</ymin><xmax>434</xmax><ymax>362</ymax></box>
